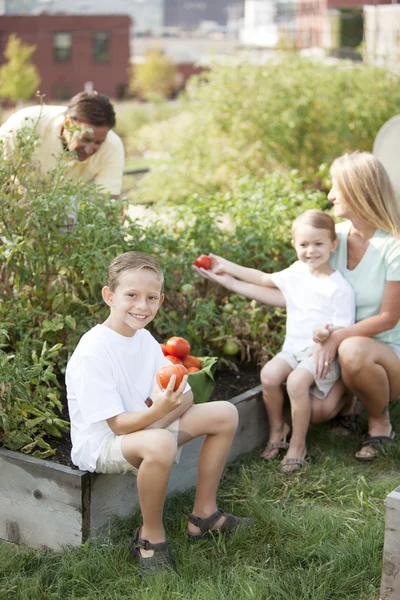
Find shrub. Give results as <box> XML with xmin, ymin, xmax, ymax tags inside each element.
<box><xmin>131</xmin><ymin>55</ymin><xmax>400</xmax><ymax>202</ymax></box>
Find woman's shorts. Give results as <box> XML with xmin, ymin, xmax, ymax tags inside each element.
<box><xmin>276</xmin><ymin>347</ymin><xmax>340</xmax><ymax>400</ymax></box>
<box><xmin>96</xmin><ymin>418</ymin><xmax>182</xmax><ymax>475</ymax></box>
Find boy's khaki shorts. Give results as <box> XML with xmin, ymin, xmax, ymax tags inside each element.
<box><xmin>276</xmin><ymin>348</ymin><xmax>340</xmax><ymax>400</ymax></box>
<box><xmin>96</xmin><ymin>418</ymin><xmax>182</xmax><ymax>475</ymax></box>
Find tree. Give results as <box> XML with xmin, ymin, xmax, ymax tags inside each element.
<box><xmin>0</xmin><ymin>34</ymin><xmax>40</xmax><ymax>103</ymax></box>
<box><xmin>130</xmin><ymin>48</ymin><xmax>178</xmax><ymax>100</ymax></box>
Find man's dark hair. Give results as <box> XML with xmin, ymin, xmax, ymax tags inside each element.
<box><xmin>66</xmin><ymin>92</ymin><xmax>116</xmax><ymax>128</ymax></box>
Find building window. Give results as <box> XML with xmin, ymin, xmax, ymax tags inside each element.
<box><xmin>53</xmin><ymin>32</ymin><xmax>72</xmax><ymax>62</ymax></box>
<box><xmin>92</xmin><ymin>32</ymin><xmax>110</xmax><ymax>62</ymax></box>
<box><xmin>53</xmin><ymin>83</ymin><xmax>72</xmax><ymax>101</ymax></box>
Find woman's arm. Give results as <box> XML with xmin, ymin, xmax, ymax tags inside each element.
<box><xmin>314</xmin><ymin>281</ymin><xmax>400</xmax><ymax>378</ymax></box>
<box><xmin>193</xmin><ymin>266</ymin><xmax>286</xmax><ymax>307</ymax></box>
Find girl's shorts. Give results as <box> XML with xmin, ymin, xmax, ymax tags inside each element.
<box><xmin>276</xmin><ymin>347</ymin><xmax>340</xmax><ymax>400</ymax></box>
<box><xmin>96</xmin><ymin>418</ymin><xmax>182</xmax><ymax>475</ymax></box>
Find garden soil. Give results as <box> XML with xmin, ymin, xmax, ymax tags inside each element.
<box><xmin>48</xmin><ymin>365</ymin><xmax>261</xmax><ymax>467</ymax></box>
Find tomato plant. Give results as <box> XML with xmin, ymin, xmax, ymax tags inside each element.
<box><xmin>157</xmin><ymin>364</ymin><xmax>188</xmax><ymax>390</ymax></box>
<box><xmin>165</xmin><ymin>336</ymin><xmax>191</xmax><ymax>358</ymax></box>
<box><xmin>194</xmin><ymin>255</ymin><xmax>211</xmax><ymax>270</ymax></box>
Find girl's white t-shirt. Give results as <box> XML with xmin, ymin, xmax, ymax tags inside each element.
<box><xmin>271</xmin><ymin>260</ymin><xmax>355</xmax><ymax>353</ymax></box>
<box><xmin>66</xmin><ymin>324</ymin><xmax>173</xmax><ymax>472</ymax></box>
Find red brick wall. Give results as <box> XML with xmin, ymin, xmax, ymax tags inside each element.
<box><xmin>0</xmin><ymin>15</ymin><xmax>132</xmax><ymax>100</ymax></box>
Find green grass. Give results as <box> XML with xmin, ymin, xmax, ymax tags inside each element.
<box><xmin>1</xmin><ymin>402</ymin><xmax>399</xmax><ymax>600</ymax></box>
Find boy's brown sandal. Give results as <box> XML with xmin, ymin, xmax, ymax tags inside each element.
<box><xmin>130</xmin><ymin>527</ymin><xmax>174</xmax><ymax>573</ymax></box>
<box><xmin>187</xmin><ymin>508</ymin><xmax>254</xmax><ymax>541</ymax></box>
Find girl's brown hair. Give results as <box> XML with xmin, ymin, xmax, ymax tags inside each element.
<box><xmin>292</xmin><ymin>209</ymin><xmax>337</xmax><ymax>242</ymax></box>
<box><xmin>107</xmin><ymin>251</ymin><xmax>164</xmax><ymax>292</ymax></box>
<box><xmin>330</xmin><ymin>151</ymin><xmax>400</xmax><ymax>236</ymax></box>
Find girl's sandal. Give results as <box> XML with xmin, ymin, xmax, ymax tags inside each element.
<box><xmin>130</xmin><ymin>527</ymin><xmax>174</xmax><ymax>573</ymax></box>
<box><xmin>187</xmin><ymin>508</ymin><xmax>254</xmax><ymax>541</ymax></box>
<box><xmin>280</xmin><ymin>456</ymin><xmax>309</xmax><ymax>474</ymax></box>
<box><xmin>260</xmin><ymin>423</ymin><xmax>291</xmax><ymax>460</ymax></box>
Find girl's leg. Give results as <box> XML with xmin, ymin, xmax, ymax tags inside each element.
<box><xmin>284</xmin><ymin>368</ymin><xmax>315</xmax><ymax>461</ymax></box>
<box><xmin>177</xmin><ymin>401</ymin><xmax>240</xmax><ymax>534</ymax></box>
<box><xmin>260</xmin><ymin>357</ymin><xmax>293</xmax><ymax>458</ymax></box>
<box><xmin>121</xmin><ymin>429</ymin><xmax>177</xmax><ymax>557</ymax></box>
<box><xmin>338</xmin><ymin>337</ymin><xmax>400</xmax><ymax>457</ymax></box>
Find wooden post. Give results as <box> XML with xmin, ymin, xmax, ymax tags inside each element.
<box><xmin>380</xmin><ymin>486</ymin><xmax>400</xmax><ymax>600</ymax></box>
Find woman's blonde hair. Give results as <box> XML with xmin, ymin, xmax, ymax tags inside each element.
<box><xmin>107</xmin><ymin>251</ymin><xmax>164</xmax><ymax>292</ymax></box>
<box><xmin>330</xmin><ymin>151</ymin><xmax>400</xmax><ymax>236</ymax></box>
<box><xmin>292</xmin><ymin>209</ymin><xmax>337</xmax><ymax>242</ymax></box>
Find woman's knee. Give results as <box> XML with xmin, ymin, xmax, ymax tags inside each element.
<box><xmin>338</xmin><ymin>338</ymin><xmax>369</xmax><ymax>374</ymax></box>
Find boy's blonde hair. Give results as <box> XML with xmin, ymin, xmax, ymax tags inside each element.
<box><xmin>107</xmin><ymin>251</ymin><xmax>164</xmax><ymax>292</ymax></box>
<box><xmin>330</xmin><ymin>151</ymin><xmax>400</xmax><ymax>236</ymax></box>
<box><xmin>292</xmin><ymin>209</ymin><xmax>337</xmax><ymax>242</ymax></box>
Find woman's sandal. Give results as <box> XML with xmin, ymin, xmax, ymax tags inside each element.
<box><xmin>187</xmin><ymin>508</ymin><xmax>254</xmax><ymax>541</ymax></box>
<box><xmin>260</xmin><ymin>423</ymin><xmax>291</xmax><ymax>460</ymax></box>
<box><xmin>280</xmin><ymin>455</ymin><xmax>309</xmax><ymax>474</ymax></box>
<box><xmin>355</xmin><ymin>430</ymin><xmax>396</xmax><ymax>461</ymax></box>
<box><xmin>130</xmin><ymin>527</ymin><xmax>174</xmax><ymax>573</ymax></box>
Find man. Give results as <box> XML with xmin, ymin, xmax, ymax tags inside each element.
<box><xmin>0</xmin><ymin>92</ymin><xmax>124</xmax><ymax>198</ymax></box>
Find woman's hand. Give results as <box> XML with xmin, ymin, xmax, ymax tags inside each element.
<box><xmin>313</xmin><ymin>325</ymin><xmax>330</xmax><ymax>344</ymax></box>
<box><xmin>313</xmin><ymin>334</ymin><xmax>340</xmax><ymax>379</ymax></box>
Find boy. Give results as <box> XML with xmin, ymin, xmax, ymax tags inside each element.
<box><xmin>66</xmin><ymin>251</ymin><xmax>253</xmax><ymax>572</ymax></box>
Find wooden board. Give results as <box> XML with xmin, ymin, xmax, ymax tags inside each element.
<box><xmin>380</xmin><ymin>486</ymin><xmax>400</xmax><ymax>600</ymax></box>
<box><xmin>0</xmin><ymin>448</ymin><xmax>90</xmax><ymax>550</ymax></box>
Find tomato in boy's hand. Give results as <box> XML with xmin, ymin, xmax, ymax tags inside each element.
<box><xmin>157</xmin><ymin>364</ymin><xmax>188</xmax><ymax>391</ymax></box>
<box><xmin>165</xmin><ymin>336</ymin><xmax>191</xmax><ymax>359</ymax></box>
<box><xmin>194</xmin><ymin>255</ymin><xmax>211</xmax><ymax>270</ymax></box>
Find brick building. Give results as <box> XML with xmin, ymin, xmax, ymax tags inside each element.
<box><xmin>0</xmin><ymin>15</ymin><xmax>132</xmax><ymax>100</ymax></box>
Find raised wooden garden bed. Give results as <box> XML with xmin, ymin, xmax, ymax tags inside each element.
<box><xmin>0</xmin><ymin>385</ymin><xmax>268</xmax><ymax>551</ymax></box>
<box><xmin>380</xmin><ymin>485</ymin><xmax>400</xmax><ymax>600</ymax></box>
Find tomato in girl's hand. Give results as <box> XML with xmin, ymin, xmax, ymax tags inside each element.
<box><xmin>194</xmin><ymin>255</ymin><xmax>211</xmax><ymax>270</ymax></box>
<box><xmin>165</xmin><ymin>336</ymin><xmax>191</xmax><ymax>359</ymax></box>
<box><xmin>157</xmin><ymin>364</ymin><xmax>188</xmax><ymax>391</ymax></box>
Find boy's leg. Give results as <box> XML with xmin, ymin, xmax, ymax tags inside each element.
<box><xmin>177</xmin><ymin>401</ymin><xmax>246</xmax><ymax>534</ymax></box>
<box><xmin>260</xmin><ymin>357</ymin><xmax>293</xmax><ymax>458</ymax></box>
<box><xmin>121</xmin><ymin>429</ymin><xmax>177</xmax><ymax>557</ymax></box>
<box><xmin>285</xmin><ymin>368</ymin><xmax>315</xmax><ymax>461</ymax></box>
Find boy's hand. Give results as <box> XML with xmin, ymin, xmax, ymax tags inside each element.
<box><xmin>313</xmin><ymin>326</ymin><xmax>330</xmax><ymax>344</ymax></box>
<box><xmin>151</xmin><ymin>374</ymin><xmax>188</xmax><ymax>416</ymax></box>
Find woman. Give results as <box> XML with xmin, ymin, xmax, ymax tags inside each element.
<box><xmin>314</xmin><ymin>151</ymin><xmax>400</xmax><ymax>460</ymax></box>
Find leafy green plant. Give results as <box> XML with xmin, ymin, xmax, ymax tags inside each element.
<box><xmin>131</xmin><ymin>56</ymin><xmax>400</xmax><ymax>202</ymax></box>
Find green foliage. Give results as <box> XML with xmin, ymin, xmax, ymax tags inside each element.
<box><xmin>0</xmin><ymin>34</ymin><xmax>40</xmax><ymax>103</ymax></box>
<box><xmin>129</xmin><ymin>48</ymin><xmax>178</xmax><ymax>100</ymax></box>
<box><xmin>0</xmin><ymin>122</ymin><xmax>326</xmax><ymax>452</ymax></box>
<box><xmin>132</xmin><ymin>56</ymin><xmax>400</xmax><ymax>202</ymax></box>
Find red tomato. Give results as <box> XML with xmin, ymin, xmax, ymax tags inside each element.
<box><xmin>187</xmin><ymin>366</ymin><xmax>200</xmax><ymax>373</ymax></box>
<box><xmin>165</xmin><ymin>336</ymin><xmax>191</xmax><ymax>359</ymax></box>
<box><xmin>166</xmin><ymin>355</ymin><xmax>183</xmax><ymax>365</ymax></box>
<box><xmin>194</xmin><ymin>255</ymin><xmax>211</xmax><ymax>270</ymax></box>
<box><xmin>160</xmin><ymin>343</ymin><xmax>168</xmax><ymax>356</ymax></box>
<box><xmin>157</xmin><ymin>364</ymin><xmax>188</xmax><ymax>391</ymax></box>
<box><xmin>183</xmin><ymin>355</ymin><xmax>202</xmax><ymax>369</ymax></box>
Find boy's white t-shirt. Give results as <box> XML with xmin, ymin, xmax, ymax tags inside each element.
<box><xmin>66</xmin><ymin>324</ymin><xmax>177</xmax><ymax>472</ymax></box>
<box><xmin>271</xmin><ymin>260</ymin><xmax>355</xmax><ymax>353</ymax></box>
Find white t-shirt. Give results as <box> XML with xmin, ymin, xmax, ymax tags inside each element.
<box><xmin>0</xmin><ymin>105</ymin><xmax>125</xmax><ymax>195</ymax></box>
<box><xmin>271</xmin><ymin>260</ymin><xmax>355</xmax><ymax>353</ymax></box>
<box><xmin>66</xmin><ymin>324</ymin><xmax>174</xmax><ymax>472</ymax></box>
